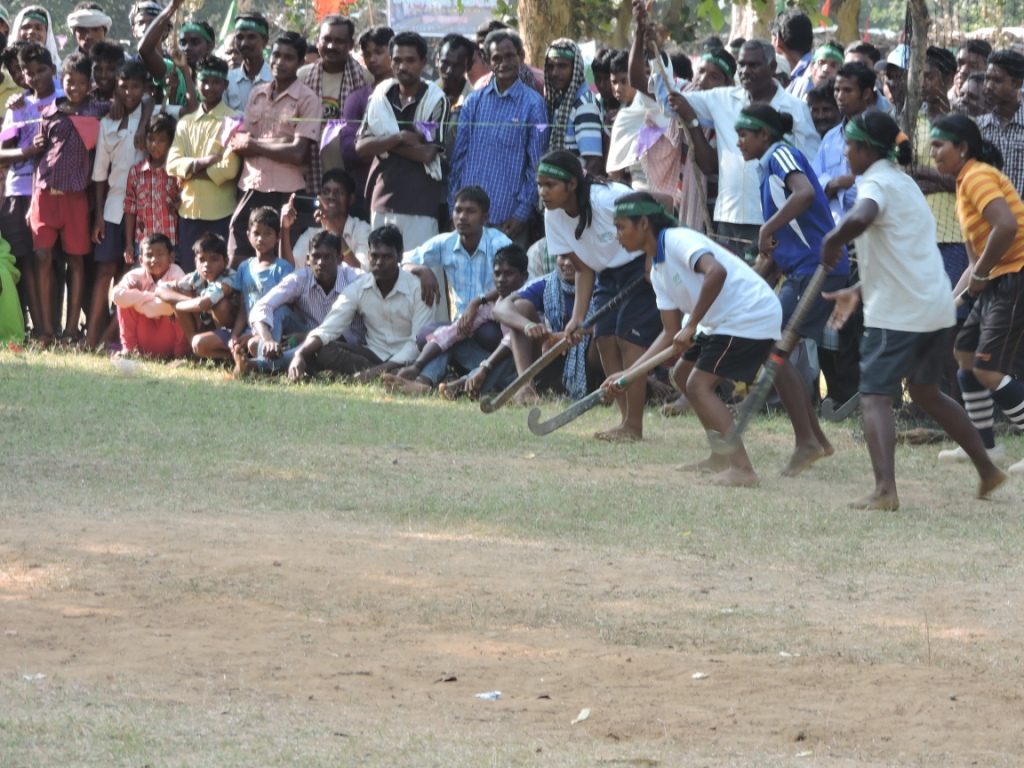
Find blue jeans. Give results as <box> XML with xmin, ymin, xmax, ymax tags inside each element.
<box><xmin>250</xmin><ymin>306</ymin><xmax>308</xmax><ymax>373</ymax></box>
<box><xmin>420</xmin><ymin>337</ymin><xmax>515</xmax><ymax>393</ymax></box>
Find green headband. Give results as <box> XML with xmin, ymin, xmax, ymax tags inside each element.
<box><xmin>181</xmin><ymin>22</ymin><xmax>214</xmax><ymax>44</ymax></box>
<box><xmin>929</xmin><ymin>126</ymin><xmax>963</xmax><ymax>145</ymax></box>
<box><xmin>702</xmin><ymin>52</ymin><xmax>734</xmax><ymax>79</ymax></box>
<box><xmin>537</xmin><ymin>161</ymin><xmax>575</xmax><ymax>181</ymax></box>
<box><xmin>845</xmin><ymin>119</ymin><xmax>898</xmax><ymax>161</ymax></box>
<box><xmin>197</xmin><ymin>68</ymin><xmax>226</xmax><ymax>81</ymax></box>
<box><xmin>614</xmin><ymin>200</ymin><xmax>677</xmax><ymax>223</ymax></box>
<box><xmin>546</xmin><ymin>46</ymin><xmax>575</xmax><ymax>62</ymax></box>
<box><xmin>234</xmin><ymin>18</ymin><xmax>268</xmax><ymax>36</ymax></box>
<box><xmin>23</xmin><ymin>10</ymin><xmax>47</xmax><ymax>26</ymax></box>
<box><xmin>813</xmin><ymin>46</ymin><xmax>844</xmax><ymax>65</ymax></box>
<box><xmin>735</xmin><ymin>113</ymin><xmax>783</xmax><ymax>138</ymax></box>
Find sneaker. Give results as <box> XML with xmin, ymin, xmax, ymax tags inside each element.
<box><xmin>1009</xmin><ymin>457</ymin><xmax>1024</xmax><ymax>475</ymax></box>
<box><xmin>938</xmin><ymin>444</ymin><xmax>1005</xmax><ymax>462</ymax></box>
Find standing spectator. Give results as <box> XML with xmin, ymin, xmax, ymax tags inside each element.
<box><xmin>11</xmin><ymin>6</ymin><xmax>61</xmax><ymax>73</ymax></box>
<box><xmin>340</xmin><ymin>25</ymin><xmax>393</xmax><ymax>216</ymax></box>
<box><xmin>123</xmin><ymin>113</ymin><xmax>180</xmax><ymax>262</ymax></box>
<box><xmin>665</xmin><ymin>38</ymin><xmax>819</xmax><ymax>255</ymax></box>
<box><xmin>67</xmin><ymin>4</ymin><xmax>110</xmax><ymax>56</ymax></box>
<box><xmin>806</xmin><ymin>81</ymin><xmax>841</xmax><ymax>138</ymax></box>
<box><xmin>166</xmin><ymin>55</ymin><xmax>241</xmax><ymax>270</ymax></box>
<box><xmin>449</xmin><ymin>29</ymin><xmax>547</xmax><ymax>247</ymax></box>
<box><xmin>950</xmin><ymin>40</ymin><xmax>992</xmax><ymax>112</ymax></box>
<box><xmin>435</xmin><ymin>33</ymin><xmax>476</xmax><ymax>173</ymax></box>
<box><xmin>772</xmin><ymin>9</ymin><xmax>813</xmax><ymax>96</ymax></box>
<box><xmin>227</xmin><ymin>32</ymin><xmax>322</xmax><ymax>266</ymax></box>
<box><xmin>356</xmin><ymin>31</ymin><xmax>449</xmax><ymax>317</ymax></box>
<box><xmin>225</xmin><ymin>12</ymin><xmax>271</xmax><ymax>111</ymax></box>
<box><xmin>299</xmin><ymin>15</ymin><xmax>369</xmax><ymax>195</ymax></box>
<box><xmin>544</xmin><ymin>38</ymin><xmax>603</xmax><ymax>176</ymax></box>
<box><xmin>978</xmin><ymin>50</ymin><xmax>1024</xmax><ymax>194</ymax></box>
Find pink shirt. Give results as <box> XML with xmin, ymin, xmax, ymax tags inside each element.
<box><xmin>113</xmin><ymin>263</ymin><xmax>186</xmax><ymax>318</ymax></box>
<box><xmin>239</xmin><ymin>79</ymin><xmax>322</xmax><ymax>193</ymax></box>
<box><xmin>427</xmin><ymin>303</ymin><xmax>512</xmax><ymax>352</ymax></box>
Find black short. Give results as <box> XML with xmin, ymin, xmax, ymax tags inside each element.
<box><xmin>0</xmin><ymin>196</ymin><xmax>33</xmax><ymax>261</ymax></box>
<box><xmin>591</xmin><ymin>256</ymin><xmax>661</xmax><ymax>347</ymax></box>
<box><xmin>683</xmin><ymin>333</ymin><xmax>773</xmax><ymax>383</ymax></box>
<box><xmin>955</xmin><ymin>271</ymin><xmax>1024</xmax><ymax>376</ymax></box>
<box><xmin>859</xmin><ymin>326</ymin><xmax>951</xmax><ymax>397</ymax></box>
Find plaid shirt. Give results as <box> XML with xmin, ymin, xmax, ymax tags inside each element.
<box><xmin>35</xmin><ymin>100</ymin><xmax>101</xmax><ymax>193</ymax></box>
<box><xmin>448</xmin><ymin>78</ymin><xmax>548</xmax><ymax>225</ymax></box>
<box><xmin>404</xmin><ymin>227</ymin><xmax>511</xmax><ymax>317</ymax></box>
<box><xmin>300</xmin><ymin>57</ymin><xmax>369</xmax><ymax>195</ymax></box>
<box><xmin>978</xmin><ymin>102</ymin><xmax>1024</xmax><ymax>196</ymax></box>
<box><xmin>124</xmin><ymin>159</ymin><xmax>181</xmax><ymax>245</ymax></box>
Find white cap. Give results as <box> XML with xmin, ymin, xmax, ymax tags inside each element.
<box><xmin>886</xmin><ymin>44</ymin><xmax>909</xmax><ymax>69</ymax></box>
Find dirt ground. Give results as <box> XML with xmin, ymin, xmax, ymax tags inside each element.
<box><xmin>4</xmin><ymin>504</ymin><xmax>1024</xmax><ymax>766</ymax></box>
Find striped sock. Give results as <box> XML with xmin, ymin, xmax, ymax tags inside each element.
<box><xmin>991</xmin><ymin>375</ymin><xmax>1024</xmax><ymax>432</ymax></box>
<box><xmin>957</xmin><ymin>369</ymin><xmax>996</xmax><ymax>448</ymax></box>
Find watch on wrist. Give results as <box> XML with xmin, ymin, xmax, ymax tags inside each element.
<box><xmin>689</xmin><ymin>117</ymin><xmax>700</xmax><ymax>128</ymax></box>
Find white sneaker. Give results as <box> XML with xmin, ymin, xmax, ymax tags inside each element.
<box><xmin>938</xmin><ymin>444</ymin><xmax>1005</xmax><ymax>462</ymax></box>
<box><xmin>1009</xmin><ymin>457</ymin><xmax>1024</xmax><ymax>475</ymax></box>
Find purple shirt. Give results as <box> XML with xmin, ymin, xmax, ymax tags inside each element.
<box><xmin>340</xmin><ymin>83</ymin><xmax>372</xmax><ymax>199</ymax></box>
<box><xmin>2</xmin><ymin>89</ymin><xmax>62</xmax><ymax>197</ymax></box>
<box><xmin>36</xmin><ymin>98</ymin><xmax>107</xmax><ymax>193</ymax></box>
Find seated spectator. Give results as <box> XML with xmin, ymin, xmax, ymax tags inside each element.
<box><xmin>112</xmin><ymin>233</ymin><xmax>187</xmax><ymax>359</ymax></box>
<box><xmin>493</xmin><ymin>252</ymin><xmax>598</xmax><ymax>403</ymax></box>
<box><xmin>384</xmin><ymin>243</ymin><xmax>530</xmax><ymax>397</ymax></box>
<box><xmin>156</xmin><ymin>233</ymin><xmax>238</xmax><ymax>360</ymax></box>
<box><xmin>403</xmin><ymin>185</ymin><xmax>511</xmax><ymax>326</ymax></box>
<box><xmin>244</xmin><ymin>231</ymin><xmax>363</xmax><ymax>373</ymax></box>
<box><xmin>281</xmin><ymin>169</ymin><xmax>370</xmax><ymax>269</ymax></box>
<box><xmin>228</xmin><ymin>207</ymin><xmax>294</xmax><ymax>371</ymax></box>
<box><xmin>285</xmin><ymin>224</ymin><xmax>432</xmax><ymax>380</ymax></box>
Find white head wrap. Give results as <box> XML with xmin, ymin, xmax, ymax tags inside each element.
<box><xmin>67</xmin><ymin>8</ymin><xmax>112</xmax><ymax>31</ymax></box>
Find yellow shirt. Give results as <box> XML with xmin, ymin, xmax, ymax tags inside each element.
<box><xmin>956</xmin><ymin>159</ymin><xmax>1024</xmax><ymax>278</ymax></box>
<box><xmin>0</xmin><ymin>76</ymin><xmax>23</xmax><ymax>121</ymax></box>
<box><xmin>166</xmin><ymin>100</ymin><xmax>242</xmax><ymax>221</ymax></box>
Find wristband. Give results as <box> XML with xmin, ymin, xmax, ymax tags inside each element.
<box><xmin>477</xmin><ymin>294</ymin><xmax>490</xmax><ymax>305</ymax></box>
<box><xmin>480</xmin><ymin>360</ymin><xmax>492</xmax><ymax>371</ymax></box>
<box><xmin>524</xmin><ymin>322</ymin><xmax>539</xmax><ymax>333</ymax></box>
<box><xmin>971</xmin><ymin>269</ymin><xmax>991</xmax><ymax>282</ymax></box>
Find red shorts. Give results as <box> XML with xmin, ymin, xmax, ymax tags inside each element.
<box><xmin>30</xmin><ymin>188</ymin><xmax>91</xmax><ymax>256</ymax></box>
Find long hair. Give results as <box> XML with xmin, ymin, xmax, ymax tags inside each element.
<box><xmin>540</xmin><ymin>150</ymin><xmax>593</xmax><ymax>240</ymax></box>
<box><xmin>932</xmin><ymin>114</ymin><xmax>1005</xmax><ymax>170</ymax></box>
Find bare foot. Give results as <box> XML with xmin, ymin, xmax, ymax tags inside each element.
<box><xmin>847</xmin><ymin>491</ymin><xmax>900</xmax><ymax>511</ymax></box>
<box><xmin>678</xmin><ymin>454</ymin><xmax>730</xmax><ymax>473</ymax></box>
<box><xmin>709</xmin><ymin>466</ymin><xmax>759</xmax><ymax>487</ymax></box>
<box><xmin>232</xmin><ymin>347</ymin><xmax>250</xmax><ymax>378</ymax></box>
<box><xmin>382</xmin><ymin>372</ymin><xmax>431</xmax><ymax>395</ymax></box>
<box><xmin>977</xmin><ymin>469</ymin><xmax>1009</xmax><ymax>500</ymax></box>
<box><xmin>661</xmin><ymin>394</ymin><xmax>690</xmax><ymax>417</ymax></box>
<box><xmin>352</xmin><ymin>362</ymin><xmax>396</xmax><ymax>384</ymax></box>
<box><xmin>511</xmin><ymin>384</ymin><xmax>541</xmax><ymax>407</ymax></box>
<box><xmin>438</xmin><ymin>376</ymin><xmax>468</xmax><ymax>401</ymax></box>
<box><xmin>781</xmin><ymin>443</ymin><xmax>828</xmax><ymax>477</ymax></box>
<box><xmin>594</xmin><ymin>425</ymin><xmax>642</xmax><ymax>443</ymax></box>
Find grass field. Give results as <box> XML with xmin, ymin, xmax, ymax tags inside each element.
<box><xmin>2</xmin><ymin>349</ymin><xmax>1023</xmax><ymax>767</ymax></box>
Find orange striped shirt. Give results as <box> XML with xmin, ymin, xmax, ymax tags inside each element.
<box><xmin>955</xmin><ymin>159</ymin><xmax>1024</xmax><ymax>278</ymax></box>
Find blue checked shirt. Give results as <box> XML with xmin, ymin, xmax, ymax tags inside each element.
<box><xmin>405</xmin><ymin>227</ymin><xmax>512</xmax><ymax>317</ymax></box>
<box><xmin>448</xmin><ymin>79</ymin><xmax>549</xmax><ymax>225</ymax></box>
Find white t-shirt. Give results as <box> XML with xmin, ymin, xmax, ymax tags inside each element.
<box><xmin>652</xmin><ymin>228</ymin><xmax>782</xmax><ymax>340</ymax></box>
<box><xmin>854</xmin><ymin>160</ymin><xmax>955</xmax><ymax>333</ymax></box>
<box><xmin>545</xmin><ymin>182</ymin><xmax>638</xmax><ymax>272</ymax></box>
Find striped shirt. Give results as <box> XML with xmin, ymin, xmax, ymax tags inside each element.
<box><xmin>448</xmin><ymin>78</ymin><xmax>548</xmax><ymax>225</ymax></box>
<box><xmin>978</xmin><ymin>102</ymin><xmax>1024</xmax><ymax>195</ymax></box>
<box><xmin>563</xmin><ymin>84</ymin><xmax>603</xmax><ymax>159</ymax></box>
<box><xmin>249</xmin><ymin>264</ymin><xmax>363</xmax><ymax>340</ymax></box>
<box><xmin>955</xmin><ymin>159</ymin><xmax>1024</xmax><ymax>278</ymax></box>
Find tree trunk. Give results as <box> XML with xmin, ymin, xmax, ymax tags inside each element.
<box><xmin>729</xmin><ymin>0</ymin><xmax>775</xmax><ymax>42</ymax></box>
<box><xmin>834</xmin><ymin>0</ymin><xmax>861</xmax><ymax>44</ymax></box>
<box><xmin>902</xmin><ymin>0</ymin><xmax>931</xmax><ymax>137</ymax></box>
<box><xmin>518</xmin><ymin>0</ymin><xmax>574</xmax><ymax>68</ymax></box>
<box><xmin>610</xmin><ymin>0</ymin><xmax>634</xmax><ymax>49</ymax></box>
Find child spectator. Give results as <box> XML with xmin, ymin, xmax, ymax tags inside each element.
<box><xmin>156</xmin><ymin>233</ymin><xmax>237</xmax><ymax>359</ymax></box>
<box><xmin>0</xmin><ymin>32</ymin><xmax>22</xmax><ymax>113</ymax></box>
<box><xmin>88</xmin><ymin>59</ymin><xmax>149</xmax><ymax>348</ymax></box>
<box><xmin>0</xmin><ymin>43</ymin><xmax>60</xmax><ymax>343</ymax></box>
<box><xmin>32</xmin><ymin>51</ymin><xmax>106</xmax><ymax>344</ymax></box>
<box><xmin>124</xmin><ymin>113</ymin><xmax>180</xmax><ymax>262</ymax></box>
<box><xmin>111</xmin><ymin>232</ymin><xmax>187</xmax><ymax>358</ymax></box>
<box><xmin>88</xmin><ymin>39</ymin><xmax>124</xmax><ymax>109</ymax></box>
<box><xmin>166</xmin><ymin>54</ymin><xmax>241</xmax><ymax>271</ymax></box>
<box><xmin>229</xmin><ymin>207</ymin><xmax>293</xmax><ymax>370</ymax></box>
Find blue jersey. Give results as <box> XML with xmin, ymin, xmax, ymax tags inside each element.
<box><xmin>759</xmin><ymin>142</ymin><xmax>849</xmax><ymax>277</ymax></box>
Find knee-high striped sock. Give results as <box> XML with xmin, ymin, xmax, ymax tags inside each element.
<box><xmin>991</xmin><ymin>375</ymin><xmax>1024</xmax><ymax>432</ymax></box>
<box><xmin>957</xmin><ymin>369</ymin><xmax>996</xmax><ymax>448</ymax></box>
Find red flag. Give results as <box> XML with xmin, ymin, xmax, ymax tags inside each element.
<box><xmin>820</xmin><ymin>0</ymin><xmax>831</xmax><ymax>25</ymax></box>
<box><xmin>69</xmin><ymin>115</ymin><xmax>99</xmax><ymax>151</ymax></box>
<box><xmin>863</xmin><ymin>12</ymin><xmax>871</xmax><ymax>41</ymax></box>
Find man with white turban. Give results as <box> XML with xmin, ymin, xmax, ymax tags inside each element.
<box><xmin>67</xmin><ymin>4</ymin><xmax>111</xmax><ymax>56</ymax></box>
